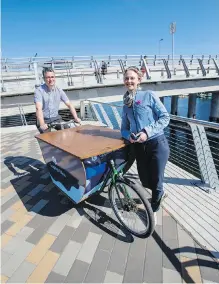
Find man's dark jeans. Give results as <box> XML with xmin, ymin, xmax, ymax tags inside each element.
<box><xmin>134</xmin><ymin>134</ymin><xmax>170</xmax><ymax>203</ymax></box>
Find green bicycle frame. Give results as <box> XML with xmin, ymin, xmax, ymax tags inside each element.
<box><xmin>98</xmin><ymin>160</ymin><xmax>132</xmax><ymax>201</ymax></box>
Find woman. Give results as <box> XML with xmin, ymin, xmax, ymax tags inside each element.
<box><xmin>121</xmin><ymin>66</ymin><xmax>170</xmax><ymax>212</ymax></box>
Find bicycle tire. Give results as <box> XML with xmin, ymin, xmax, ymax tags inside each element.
<box><xmin>109</xmin><ymin>178</ymin><xmax>154</xmax><ymax>237</ymax></box>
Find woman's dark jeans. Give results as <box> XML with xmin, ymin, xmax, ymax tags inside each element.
<box><xmin>134</xmin><ymin>134</ymin><xmax>170</xmax><ymax>204</ymax></box>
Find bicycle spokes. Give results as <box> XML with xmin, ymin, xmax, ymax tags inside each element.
<box><xmin>110</xmin><ymin>181</ymin><xmax>152</xmax><ymax>236</ymax></box>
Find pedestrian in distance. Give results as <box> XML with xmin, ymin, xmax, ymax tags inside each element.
<box><xmin>121</xmin><ymin>66</ymin><xmax>170</xmax><ymax>213</ymax></box>
<box><xmin>101</xmin><ymin>61</ymin><xmax>107</xmax><ymax>79</ymax></box>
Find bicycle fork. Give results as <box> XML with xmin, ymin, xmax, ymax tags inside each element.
<box><xmin>109</xmin><ymin>160</ymin><xmax>132</xmax><ymax>210</ymax></box>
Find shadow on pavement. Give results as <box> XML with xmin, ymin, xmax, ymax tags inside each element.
<box><xmin>4</xmin><ymin>155</ymin><xmax>74</xmax><ymax>217</ymax></box>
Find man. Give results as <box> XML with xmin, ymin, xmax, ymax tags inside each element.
<box><xmin>101</xmin><ymin>61</ymin><xmax>107</xmax><ymax>79</ymax></box>
<box><xmin>34</xmin><ymin>67</ymin><xmax>81</xmax><ymax>133</ymax></box>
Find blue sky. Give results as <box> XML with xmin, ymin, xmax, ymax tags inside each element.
<box><xmin>2</xmin><ymin>0</ymin><xmax>219</xmax><ymax>58</ymax></box>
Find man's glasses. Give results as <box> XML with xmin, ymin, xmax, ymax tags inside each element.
<box><xmin>45</xmin><ymin>76</ymin><xmax>55</xmax><ymax>79</ymax></box>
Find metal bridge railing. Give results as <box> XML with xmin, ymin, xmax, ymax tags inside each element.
<box><xmin>2</xmin><ymin>54</ymin><xmax>218</xmax><ymax>75</ymax></box>
<box><xmin>80</xmin><ymin>99</ymin><xmax>219</xmax><ymax>192</ymax></box>
<box><xmin>1</xmin><ymin>54</ymin><xmax>218</xmax><ymax>94</ymax></box>
<box><xmin>0</xmin><ymin>103</ymin><xmax>33</xmax><ymax>127</ymax></box>
<box><xmin>1</xmin><ymin>99</ymin><xmax>219</xmax><ymax>192</ymax></box>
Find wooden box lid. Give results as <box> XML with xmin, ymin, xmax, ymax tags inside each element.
<box><xmin>35</xmin><ymin>125</ymin><xmax>126</xmax><ymax>159</ymax></box>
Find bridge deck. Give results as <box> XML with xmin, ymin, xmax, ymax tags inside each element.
<box><xmin>1</xmin><ymin>128</ymin><xmax>219</xmax><ymax>283</ymax></box>
<box><xmin>1</xmin><ymin>69</ymin><xmax>219</xmax><ymax>97</ymax></box>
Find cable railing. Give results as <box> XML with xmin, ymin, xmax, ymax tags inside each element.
<box><xmin>80</xmin><ymin>99</ymin><xmax>219</xmax><ymax>192</ymax></box>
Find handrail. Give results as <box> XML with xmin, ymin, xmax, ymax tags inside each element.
<box><xmin>2</xmin><ymin>55</ymin><xmax>219</xmax><ymax>68</ymax></box>
<box><xmin>170</xmin><ymin>115</ymin><xmax>219</xmax><ymax>130</ymax></box>
<box><xmin>1</xmin><ymin>102</ymin><xmax>35</xmax><ymax>108</ymax></box>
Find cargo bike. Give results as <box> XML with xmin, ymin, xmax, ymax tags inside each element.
<box><xmin>36</xmin><ymin>124</ymin><xmax>155</xmax><ymax>237</ymax></box>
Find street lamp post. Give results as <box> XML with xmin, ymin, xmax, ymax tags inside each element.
<box><xmin>159</xmin><ymin>39</ymin><xmax>163</xmax><ymax>59</ymax></box>
<box><xmin>170</xmin><ymin>22</ymin><xmax>176</xmax><ymax>71</ymax></box>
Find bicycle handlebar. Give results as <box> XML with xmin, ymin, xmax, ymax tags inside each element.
<box><xmin>48</xmin><ymin>119</ymin><xmax>81</xmax><ymax>130</ymax></box>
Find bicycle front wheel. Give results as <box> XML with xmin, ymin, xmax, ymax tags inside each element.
<box><xmin>109</xmin><ymin>179</ymin><xmax>154</xmax><ymax>237</ymax></box>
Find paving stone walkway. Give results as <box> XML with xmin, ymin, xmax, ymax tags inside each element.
<box><xmin>1</xmin><ymin>130</ymin><xmax>219</xmax><ymax>283</ymax></box>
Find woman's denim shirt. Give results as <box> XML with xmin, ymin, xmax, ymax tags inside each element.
<box><xmin>121</xmin><ymin>90</ymin><xmax>170</xmax><ymax>141</ymax></box>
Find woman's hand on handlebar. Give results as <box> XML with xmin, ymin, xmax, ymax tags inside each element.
<box><xmin>40</xmin><ymin>123</ymin><xmax>48</xmax><ymax>131</ymax></box>
<box><xmin>74</xmin><ymin>117</ymin><xmax>81</xmax><ymax>124</ymax></box>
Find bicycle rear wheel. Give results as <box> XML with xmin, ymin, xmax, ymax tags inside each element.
<box><xmin>109</xmin><ymin>179</ymin><xmax>154</xmax><ymax>237</ymax></box>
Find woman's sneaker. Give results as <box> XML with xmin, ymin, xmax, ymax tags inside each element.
<box><xmin>151</xmin><ymin>192</ymin><xmax>168</xmax><ymax>212</ymax></box>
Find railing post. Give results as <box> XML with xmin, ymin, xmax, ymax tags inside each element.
<box><xmin>171</xmin><ymin>96</ymin><xmax>178</xmax><ymax>115</ymax></box>
<box><xmin>118</xmin><ymin>59</ymin><xmax>125</xmax><ymax>74</ymax></box>
<box><xmin>163</xmin><ymin>59</ymin><xmax>171</xmax><ymax>78</ymax></box>
<box><xmin>187</xmin><ymin>94</ymin><xmax>197</xmax><ymax>118</ymax></box>
<box><xmin>72</xmin><ymin>56</ymin><xmax>75</xmax><ymax>68</ymax></box>
<box><xmin>142</xmin><ymin>58</ymin><xmax>151</xmax><ymax>79</ymax></box>
<box><xmin>81</xmin><ymin>72</ymin><xmax>84</xmax><ymax>83</ymax></box>
<box><xmin>108</xmin><ymin>55</ymin><xmax>111</xmax><ymax>66</ymax></box>
<box><xmin>5</xmin><ymin>58</ymin><xmax>9</xmax><ymax>72</ymax></box>
<box><xmin>80</xmin><ymin>100</ymin><xmax>86</xmax><ymax>120</ymax></box>
<box><xmin>18</xmin><ymin>104</ymin><xmax>25</xmax><ymax>126</ymax></box>
<box><xmin>33</xmin><ymin>62</ymin><xmax>40</xmax><ymax>87</ymax></box>
<box><xmin>1</xmin><ymin>78</ymin><xmax>7</xmax><ymax>92</ymax></box>
<box><xmin>181</xmin><ymin>59</ymin><xmax>190</xmax><ymax>77</ymax></box>
<box><xmin>188</xmin><ymin>123</ymin><xmax>219</xmax><ymax>192</ymax></box>
<box><xmin>29</xmin><ymin>57</ymin><xmax>33</xmax><ymax>71</ymax></box>
<box><xmin>117</xmin><ymin>70</ymin><xmax>120</xmax><ymax>79</ymax></box>
<box><xmin>209</xmin><ymin>93</ymin><xmax>219</xmax><ymax>122</ymax></box>
<box><xmin>51</xmin><ymin>57</ymin><xmax>55</xmax><ymax>69</ymax></box>
<box><xmin>21</xmin><ymin>104</ymin><xmax>27</xmax><ymax>126</ymax></box>
<box><xmin>124</xmin><ymin>55</ymin><xmax>127</xmax><ymax>67</ymax></box>
<box><xmin>198</xmin><ymin>58</ymin><xmax>207</xmax><ymax>76</ymax></box>
<box><xmin>90</xmin><ymin>56</ymin><xmax>93</xmax><ymax>68</ymax></box>
<box><xmin>212</xmin><ymin>58</ymin><xmax>219</xmax><ymax>75</ymax></box>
